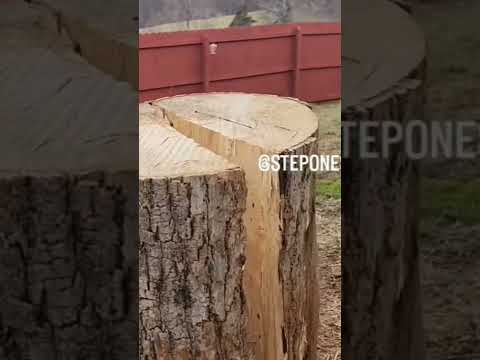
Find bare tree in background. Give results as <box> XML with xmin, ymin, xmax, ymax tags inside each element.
<box><xmin>181</xmin><ymin>0</ymin><xmax>193</xmax><ymax>27</ymax></box>
<box><xmin>139</xmin><ymin>0</ymin><xmax>340</xmax><ymax>28</ymax></box>
<box><xmin>255</xmin><ymin>0</ymin><xmax>292</xmax><ymax>23</ymax></box>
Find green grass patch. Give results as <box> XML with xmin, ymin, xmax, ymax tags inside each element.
<box><xmin>316</xmin><ymin>179</ymin><xmax>341</xmax><ymax>200</ymax></box>
<box><xmin>421</xmin><ymin>179</ymin><xmax>480</xmax><ymax>225</ymax></box>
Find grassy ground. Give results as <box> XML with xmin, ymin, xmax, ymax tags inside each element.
<box><xmin>316</xmin><ymin>178</ymin><xmax>341</xmax><ymax>200</ymax></box>
<box><xmin>412</xmin><ymin>1</ymin><xmax>480</xmax><ymax>358</ymax></box>
<box><xmin>413</xmin><ymin>1</ymin><xmax>480</xmax><ymax>121</ymax></box>
<box><xmin>421</xmin><ymin>179</ymin><xmax>480</xmax><ymax>226</ymax></box>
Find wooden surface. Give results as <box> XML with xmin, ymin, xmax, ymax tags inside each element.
<box><xmin>342</xmin><ymin>1</ymin><xmax>427</xmax><ymax>359</ymax></box>
<box><xmin>153</xmin><ymin>93</ymin><xmax>318</xmax><ymax>152</ymax></box>
<box><xmin>141</xmin><ymin>93</ymin><xmax>319</xmax><ymax>359</ymax></box>
<box><xmin>139</xmin><ymin>23</ymin><xmax>341</xmax><ymax>103</ymax></box>
<box><xmin>139</xmin><ymin>115</ymin><xmax>239</xmax><ymax>179</ymax></box>
<box><xmin>1</xmin><ymin>47</ymin><xmax>137</xmax><ymax>174</ymax></box>
<box><xmin>35</xmin><ymin>0</ymin><xmax>138</xmax><ymax>86</ymax></box>
<box><xmin>139</xmin><ymin>121</ymin><xmax>249</xmax><ymax>358</ymax></box>
<box><xmin>1</xmin><ymin>1</ymin><xmax>137</xmax><ymax>175</ymax></box>
<box><xmin>1</xmin><ymin>2</ymin><xmax>137</xmax><ymax>359</ymax></box>
<box><xmin>342</xmin><ymin>0</ymin><xmax>425</xmax><ymax>109</ymax></box>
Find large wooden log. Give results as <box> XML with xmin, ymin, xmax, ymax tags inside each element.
<box><xmin>342</xmin><ymin>0</ymin><xmax>426</xmax><ymax>359</ymax></box>
<box><xmin>140</xmin><ymin>93</ymin><xmax>319</xmax><ymax>359</ymax></box>
<box><xmin>0</xmin><ymin>5</ymin><xmax>138</xmax><ymax>358</ymax></box>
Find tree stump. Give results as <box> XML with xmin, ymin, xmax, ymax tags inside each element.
<box><xmin>139</xmin><ymin>93</ymin><xmax>320</xmax><ymax>360</ymax></box>
<box><xmin>342</xmin><ymin>0</ymin><xmax>426</xmax><ymax>359</ymax></box>
<box><xmin>1</xmin><ymin>5</ymin><xmax>138</xmax><ymax>357</ymax></box>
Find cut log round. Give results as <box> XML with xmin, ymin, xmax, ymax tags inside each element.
<box><xmin>140</xmin><ymin>93</ymin><xmax>319</xmax><ymax>360</ymax></box>
<box><xmin>342</xmin><ymin>1</ymin><xmax>426</xmax><ymax>359</ymax></box>
<box><xmin>0</xmin><ymin>5</ymin><xmax>137</xmax><ymax>358</ymax></box>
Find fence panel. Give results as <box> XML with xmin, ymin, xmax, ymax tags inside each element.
<box><xmin>139</xmin><ymin>22</ymin><xmax>341</xmax><ymax>103</ymax></box>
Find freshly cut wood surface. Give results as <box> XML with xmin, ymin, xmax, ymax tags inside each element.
<box><xmin>153</xmin><ymin>93</ymin><xmax>318</xmax><ymax>153</ymax></box>
<box><xmin>1</xmin><ymin>0</ymin><xmax>80</xmax><ymax>60</ymax></box>
<box><xmin>145</xmin><ymin>93</ymin><xmax>319</xmax><ymax>360</ymax></box>
<box><xmin>0</xmin><ymin>48</ymin><xmax>136</xmax><ymax>174</ymax></box>
<box><xmin>1</xmin><ymin>0</ymin><xmax>137</xmax><ymax>175</ymax></box>
<box><xmin>342</xmin><ymin>0</ymin><xmax>425</xmax><ymax>109</ymax></box>
<box><xmin>139</xmin><ymin>102</ymin><xmax>173</xmax><ymax>127</ymax></box>
<box><xmin>1</xmin><ymin>2</ymin><xmax>137</xmax><ymax>176</ymax></box>
<box><xmin>140</xmin><ymin>121</ymin><xmax>240</xmax><ymax>180</ymax></box>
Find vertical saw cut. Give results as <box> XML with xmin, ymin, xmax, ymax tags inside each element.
<box><xmin>145</xmin><ymin>93</ymin><xmax>319</xmax><ymax>360</ymax></box>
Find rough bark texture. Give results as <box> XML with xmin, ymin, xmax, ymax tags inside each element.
<box><xmin>139</xmin><ymin>171</ymin><xmax>251</xmax><ymax>359</ymax></box>
<box><xmin>278</xmin><ymin>139</ymin><xmax>319</xmax><ymax>360</ymax></box>
<box><xmin>0</xmin><ymin>172</ymin><xmax>138</xmax><ymax>360</ymax></box>
<box><xmin>342</xmin><ymin>71</ymin><xmax>426</xmax><ymax>360</ymax></box>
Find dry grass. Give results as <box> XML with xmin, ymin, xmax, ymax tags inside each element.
<box><xmin>311</xmin><ymin>101</ymin><xmax>341</xmax><ymax>156</ymax></box>
<box><xmin>316</xmin><ymin>197</ymin><xmax>341</xmax><ymax>360</ymax></box>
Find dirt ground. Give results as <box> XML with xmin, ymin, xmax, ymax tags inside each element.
<box><xmin>316</xmin><ymin>198</ymin><xmax>341</xmax><ymax>360</ymax></box>
<box><xmin>312</xmin><ymin>101</ymin><xmax>341</xmax><ymax>359</ymax></box>
<box><xmin>412</xmin><ymin>1</ymin><xmax>480</xmax><ymax>359</ymax></box>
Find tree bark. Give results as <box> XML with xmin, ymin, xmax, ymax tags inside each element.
<box><xmin>139</xmin><ymin>171</ymin><xmax>250</xmax><ymax>359</ymax></box>
<box><xmin>278</xmin><ymin>140</ymin><xmax>319</xmax><ymax>360</ymax></box>
<box><xmin>0</xmin><ymin>172</ymin><xmax>138</xmax><ymax>360</ymax></box>
<box><xmin>342</xmin><ymin>1</ymin><xmax>426</xmax><ymax>357</ymax></box>
<box><xmin>342</xmin><ymin>77</ymin><xmax>426</xmax><ymax>360</ymax></box>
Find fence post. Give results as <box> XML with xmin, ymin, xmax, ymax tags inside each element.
<box><xmin>292</xmin><ymin>26</ymin><xmax>302</xmax><ymax>98</ymax></box>
<box><xmin>202</xmin><ymin>36</ymin><xmax>210</xmax><ymax>92</ymax></box>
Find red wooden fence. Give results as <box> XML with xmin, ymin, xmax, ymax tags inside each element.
<box><xmin>139</xmin><ymin>22</ymin><xmax>341</xmax><ymax>103</ymax></box>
